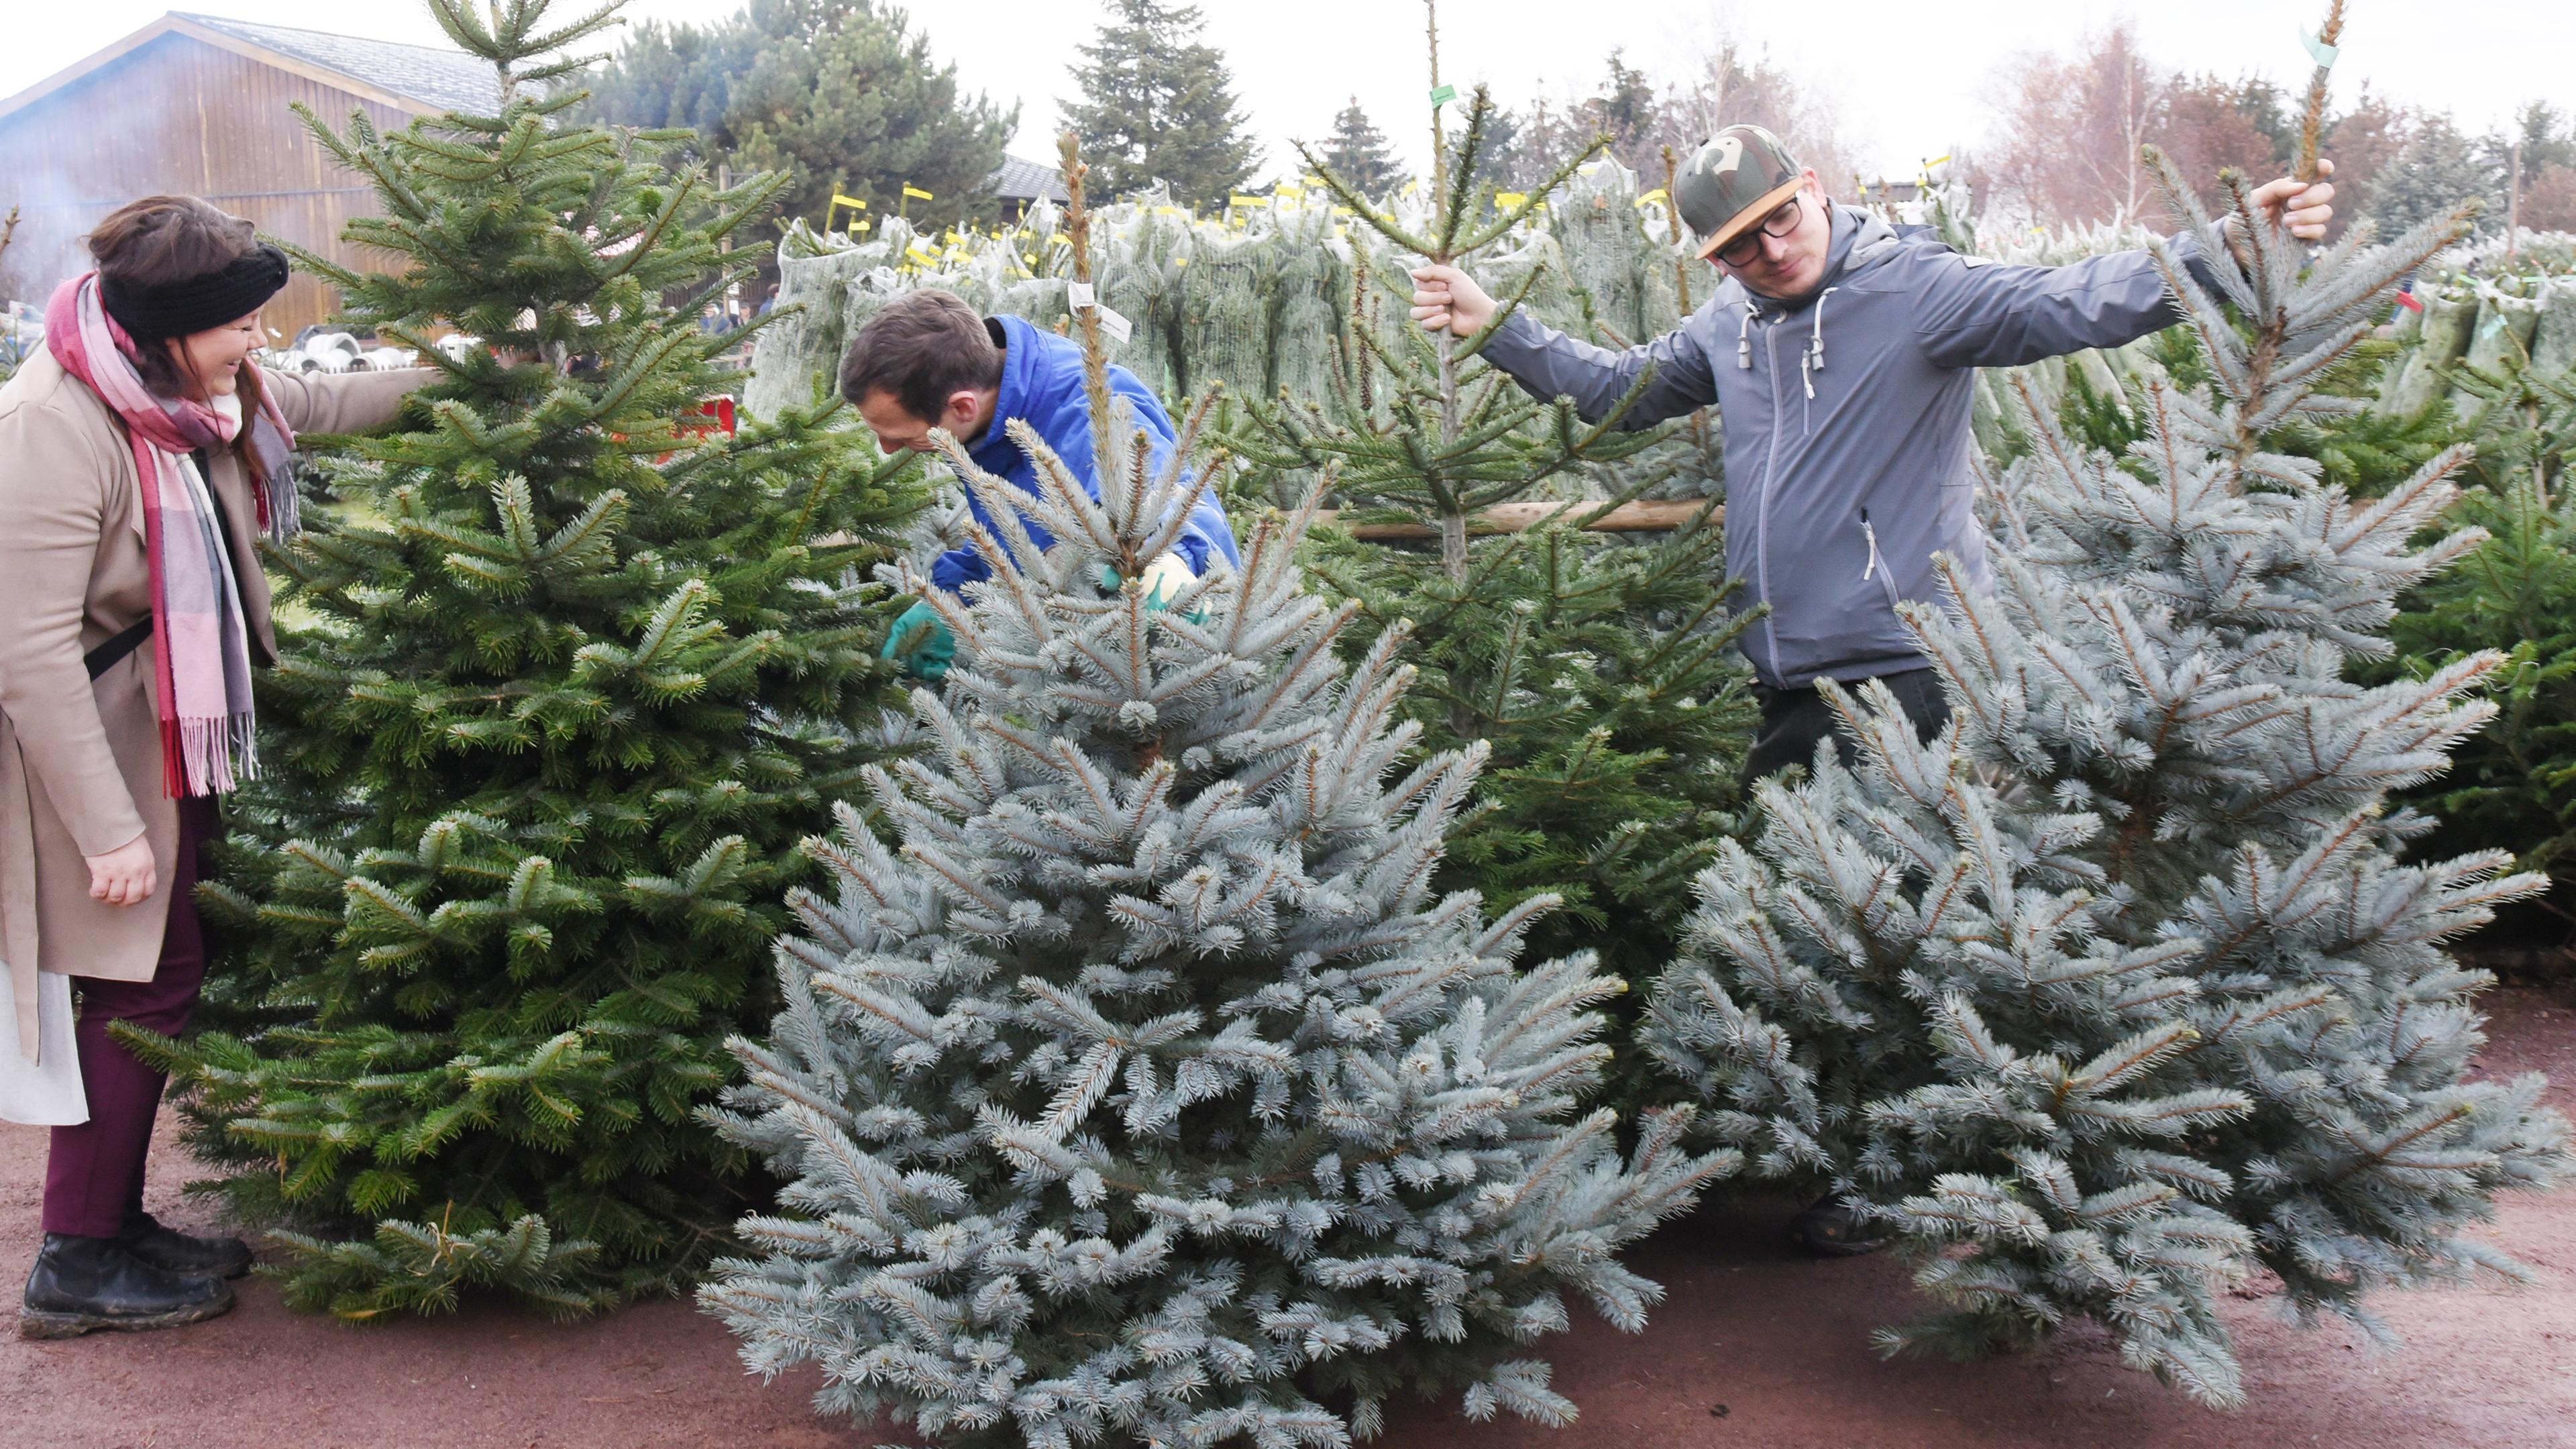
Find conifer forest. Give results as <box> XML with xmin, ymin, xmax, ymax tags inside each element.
<box><xmin>7</xmin><ymin>0</ymin><xmax>2576</xmax><ymax>1442</ymax></box>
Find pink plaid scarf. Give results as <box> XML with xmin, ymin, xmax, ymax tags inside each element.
<box><xmin>45</xmin><ymin>273</ymin><xmax>293</xmax><ymax>797</ymax></box>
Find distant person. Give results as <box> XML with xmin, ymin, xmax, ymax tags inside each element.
<box><xmin>0</xmin><ymin>195</ymin><xmax>431</xmax><ymax>1336</ymax></box>
<box><xmin>1410</xmin><ymin>124</ymin><xmax>2334</xmax><ymax>1258</ymax></box>
<box><xmin>843</xmin><ymin>290</ymin><xmax>1240</xmax><ymax>681</ymax></box>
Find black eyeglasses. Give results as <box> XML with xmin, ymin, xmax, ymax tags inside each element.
<box><xmin>1713</xmin><ymin>194</ymin><xmax>1805</xmax><ymax>267</ymax></box>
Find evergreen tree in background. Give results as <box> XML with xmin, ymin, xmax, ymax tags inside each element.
<box><xmin>127</xmin><ymin>0</ymin><xmax>927</xmax><ymax>1317</ymax></box>
<box><xmin>581</xmin><ymin>0</ymin><xmax>1012</xmax><ymax>237</ymax></box>
<box><xmin>700</xmin><ymin>136</ymin><xmax>1725</xmax><ymax>1444</ymax></box>
<box><xmin>2365</xmin><ymin>115</ymin><xmax>2501</xmax><ymax>237</ymax></box>
<box><xmin>1642</xmin><ymin>149</ymin><xmax>2569</xmax><ymax>1404</ymax></box>
<box><xmin>1226</xmin><ymin>82</ymin><xmax>1756</xmax><ymax>1099</ymax></box>
<box><xmin>1063</xmin><ymin>0</ymin><xmax>1260</xmax><ymax>205</ymax></box>
<box><xmin>1318</xmin><ymin>96</ymin><xmax>1405</xmax><ymax>200</ymax></box>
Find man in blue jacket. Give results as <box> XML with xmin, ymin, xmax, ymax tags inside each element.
<box><xmin>843</xmin><ymin>289</ymin><xmax>1241</xmax><ymax>680</ymax></box>
<box><xmin>1411</xmin><ymin>125</ymin><xmax>2336</xmax><ymax>783</ymax></box>
<box><xmin>1412</xmin><ymin>125</ymin><xmax>2334</xmax><ymax>1257</ymax></box>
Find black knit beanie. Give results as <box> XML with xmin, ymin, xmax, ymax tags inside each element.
<box><xmin>101</xmin><ymin>242</ymin><xmax>292</xmax><ymax>343</ymax></box>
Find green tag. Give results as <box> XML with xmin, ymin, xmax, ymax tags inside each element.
<box><xmin>1430</xmin><ymin>85</ymin><xmax>1457</xmax><ymax>107</ymax></box>
<box><xmin>2299</xmin><ymin>28</ymin><xmax>2339</xmax><ymax>66</ymax></box>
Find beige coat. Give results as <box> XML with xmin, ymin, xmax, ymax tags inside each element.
<box><xmin>0</xmin><ymin>347</ymin><xmax>427</xmax><ymax>1056</ymax></box>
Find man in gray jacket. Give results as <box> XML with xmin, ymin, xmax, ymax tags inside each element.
<box><xmin>1411</xmin><ymin>125</ymin><xmax>2337</xmax><ymax>783</ymax></box>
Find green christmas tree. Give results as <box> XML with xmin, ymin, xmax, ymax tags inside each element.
<box><xmin>127</xmin><ymin>0</ymin><xmax>926</xmax><ymax>1317</ymax></box>
<box><xmin>1642</xmin><ymin>138</ymin><xmax>2571</xmax><ymax>1403</ymax></box>
<box><xmin>699</xmin><ymin>135</ymin><xmax>1727</xmax><ymax>1444</ymax></box>
<box><xmin>2385</xmin><ymin>352</ymin><xmax>2576</xmax><ymax>945</ymax></box>
<box><xmin>1063</xmin><ymin>0</ymin><xmax>1261</xmax><ymax>205</ymax></box>
<box><xmin>1222</xmin><ymin>47</ymin><xmax>1756</xmax><ymax>1067</ymax></box>
<box><xmin>581</xmin><ymin>0</ymin><xmax>1015</xmax><ymax>240</ymax></box>
<box><xmin>1318</xmin><ymin>96</ymin><xmax>1405</xmax><ymax>199</ymax></box>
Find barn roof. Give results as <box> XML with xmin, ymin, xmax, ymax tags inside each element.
<box><xmin>0</xmin><ymin>12</ymin><xmax>501</xmax><ymax>127</ymax></box>
<box><xmin>178</xmin><ymin>14</ymin><xmax>504</xmax><ymax>115</ymax></box>
<box><xmin>988</xmin><ymin>154</ymin><xmax>1071</xmax><ymax>205</ymax></box>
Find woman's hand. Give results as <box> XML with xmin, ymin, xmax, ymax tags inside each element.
<box><xmin>85</xmin><ymin>833</ymin><xmax>158</xmax><ymax>908</ymax></box>
<box><xmin>2248</xmin><ymin>158</ymin><xmax>2336</xmax><ymax>241</ymax></box>
<box><xmin>1411</xmin><ymin>264</ymin><xmax>1499</xmax><ymax>338</ymax></box>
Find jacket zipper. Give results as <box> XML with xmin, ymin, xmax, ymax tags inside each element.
<box><xmin>1758</xmin><ymin>317</ymin><xmax>1788</xmax><ymax>684</ymax></box>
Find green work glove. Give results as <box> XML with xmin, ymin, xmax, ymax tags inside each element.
<box><xmin>1097</xmin><ymin>554</ymin><xmax>1203</xmax><ymax>621</ymax></box>
<box><xmin>881</xmin><ymin>598</ymin><xmax>957</xmax><ymax>682</ymax></box>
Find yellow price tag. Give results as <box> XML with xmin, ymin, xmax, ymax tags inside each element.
<box><xmin>1635</xmin><ymin>188</ymin><xmax>1668</xmax><ymax>205</ymax></box>
<box><xmin>902</xmin><ymin>184</ymin><xmax>934</xmax><ymax>201</ymax></box>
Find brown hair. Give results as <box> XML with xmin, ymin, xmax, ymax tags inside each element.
<box><xmin>85</xmin><ymin>195</ymin><xmax>262</xmax><ymax>397</ymax></box>
<box><xmin>838</xmin><ymin>289</ymin><xmax>1004</xmax><ymax>421</ymax></box>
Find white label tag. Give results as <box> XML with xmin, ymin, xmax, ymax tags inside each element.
<box><xmin>1095</xmin><ymin>303</ymin><xmax>1134</xmax><ymax>345</ymax></box>
<box><xmin>1066</xmin><ymin>280</ymin><xmax>1096</xmax><ymax>309</ymax></box>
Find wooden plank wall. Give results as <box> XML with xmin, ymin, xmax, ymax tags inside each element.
<box><xmin>0</xmin><ymin>32</ymin><xmax>417</xmax><ymax>341</ymax></box>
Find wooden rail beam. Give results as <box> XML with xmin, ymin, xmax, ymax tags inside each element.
<box><xmin>1315</xmin><ymin>498</ymin><xmax>1716</xmax><ymax>539</ymax></box>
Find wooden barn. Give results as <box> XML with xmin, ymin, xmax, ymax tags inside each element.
<box><xmin>0</xmin><ymin>11</ymin><xmax>499</xmax><ymax>340</ymax></box>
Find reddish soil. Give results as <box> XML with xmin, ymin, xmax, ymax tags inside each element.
<box><xmin>6</xmin><ymin>984</ymin><xmax>2575</xmax><ymax>1449</ymax></box>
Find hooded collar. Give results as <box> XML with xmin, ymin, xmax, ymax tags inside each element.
<box><xmin>969</xmin><ymin>313</ymin><xmax>1041</xmax><ymax>464</ymax></box>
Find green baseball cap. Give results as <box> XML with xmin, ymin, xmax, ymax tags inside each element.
<box><xmin>1674</xmin><ymin>124</ymin><xmax>1806</xmax><ymax>260</ymax></box>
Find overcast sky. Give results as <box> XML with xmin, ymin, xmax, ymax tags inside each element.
<box><xmin>11</xmin><ymin>0</ymin><xmax>2569</xmax><ymax>182</ymax></box>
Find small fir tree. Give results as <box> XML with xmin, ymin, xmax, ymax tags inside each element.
<box><xmin>1225</xmin><ymin>61</ymin><xmax>1756</xmax><ymax>1078</ymax></box>
<box><xmin>1642</xmin><ymin>144</ymin><xmax>2571</xmax><ymax>1405</ymax></box>
<box><xmin>1318</xmin><ymin>97</ymin><xmax>1405</xmax><ymax>200</ymax></box>
<box><xmin>1062</xmin><ymin>0</ymin><xmax>1260</xmax><ymax>205</ymax></box>
<box><xmin>126</xmin><ymin>0</ymin><xmax>927</xmax><ymax>1317</ymax></box>
<box><xmin>698</xmin><ymin>136</ymin><xmax>1727</xmax><ymax>1445</ymax></box>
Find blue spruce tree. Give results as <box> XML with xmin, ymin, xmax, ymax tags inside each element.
<box><xmin>1642</xmin><ymin>150</ymin><xmax>2571</xmax><ymax>1403</ymax></box>
<box><xmin>700</xmin><ymin>138</ymin><xmax>1728</xmax><ymax>1444</ymax></box>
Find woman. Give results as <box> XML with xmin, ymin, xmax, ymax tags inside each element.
<box><xmin>0</xmin><ymin>197</ymin><xmax>427</xmax><ymax>1336</ymax></box>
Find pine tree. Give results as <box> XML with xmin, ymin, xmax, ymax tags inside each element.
<box><xmin>2385</xmin><ymin>356</ymin><xmax>2576</xmax><ymax>944</ymax></box>
<box><xmin>1642</xmin><ymin>145</ymin><xmax>2571</xmax><ymax>1404</ymax></box>
<box><xmin>1223</xmin><ymin>66</ymin><xmax>1757</xmax><ymax>1083</ymax></box>
<box><xmin>698</xmin><ymin>135</ymin><xmax>1727</xmax><ymax>1445</ymax></box>
<box><xmin>2367</xmin><ymin>114</ymin><xmax>2502</xmax><ymax>237</ymax></box>
<box><xmin>581</xmin><ymin>0</ymin><xmax>1013</xmax><ymax>237</ymax></box>
<box><xmin>1319</xmin><ymin>97</ymin><xmax>1404</xmax><ymax>200</ymax></box>
<box><xmin>1062</xmin><ymin>0</ymin><xmax>1260</xmax><ymax>206</ymax></box>
<box><xmin>125</xmin><ymin>0</ymin><xmax>928</xmax><ymax>1317</ymax></box>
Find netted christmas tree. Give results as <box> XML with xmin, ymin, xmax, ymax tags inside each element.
<box><xmin>1221</xmin><ymin>56</ymin><xmax>1756</xmax><ymax>1053</ymax></box>
<box><xmin>1641</xmin><ymin>136</ymin><xmax>2571</xmax><ymax>1404</ymax></box>
<box><xmin>125</xmin><ymin>0</ymin><xmax>926</xmax><ymax>1317</ymax></box>
<box><xmin>698</xmin><ymin>136</ymin><xmax>1727</xmax><ymax>1446</ymax></box>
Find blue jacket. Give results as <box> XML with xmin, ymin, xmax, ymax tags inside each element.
<box><xmin>1481</xmin><ymin>205</ymin><xmax>2213</xmax><ymax>690</ymax></box>
<box><xmin>930</xmin><ymin>313</ymin><xmax>1240</xmax><ymax>595</ymax></box>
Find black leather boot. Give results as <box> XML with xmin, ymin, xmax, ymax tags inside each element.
<box><xmin>1787</xmin><ymin>1192</ymin><xmax>1887</xmax><ymax>1257</ymax></box>
<box><xmin>121</xmin><ymin>1211</ymin><xmax>255</xmax><ymax>1280</ymax></box>
<box><xmin>19</xmin><ymin>1233</ymin><xmax>235</xmax><ymax>1339</ymax></box>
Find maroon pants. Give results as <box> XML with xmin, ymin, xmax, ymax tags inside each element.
<box><xmin>42</xmin><ymin>799</ymin><xmax>214</xmax><ymax>1239</ymax></box>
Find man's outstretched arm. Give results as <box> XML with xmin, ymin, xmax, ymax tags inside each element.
<box><xmin>1411</xmin><ymin>264</ymin><xmax>1719</xmax><ymax>429</ymax></box>
<box><xmin>1915</xmin><ymin>164</ymin><xmax>2338</xmax><ymax>370</ymax></box>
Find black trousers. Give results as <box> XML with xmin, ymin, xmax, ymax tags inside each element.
<box><xmin>1743</xmin><ymin>666</ymin><xmax>1952</xmax><ymax>783</ymax></box>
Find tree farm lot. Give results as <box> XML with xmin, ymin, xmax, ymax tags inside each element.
<box><xmin>4</xmin><ymin>979</ymin><xmax>2570</xmax><ymax>1448</ymax></box>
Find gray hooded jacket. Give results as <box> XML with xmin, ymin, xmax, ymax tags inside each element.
<box><xmin>1481</xmin><ymin>204</ymin><xmax>2208</xmax><ymax>689</ymax></box>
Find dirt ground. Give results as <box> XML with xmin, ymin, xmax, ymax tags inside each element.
<box><xmin>5</xmin><ymin>984</ymin><xmax>2573</xmax><ymax>1449</ymax></box>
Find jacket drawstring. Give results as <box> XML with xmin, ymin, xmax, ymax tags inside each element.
<box><xmin>1737</xmin><ymin>300</ymin><xmax>1760</xmax><ymax>370</ymax></box>
<box><xmin>1861</xmin><ymin>513</ymin><xmax>1882</xmax><ymax>582</ymax></box>
<box><xmin>1800</xmin><ymin>286</ymin><xmax>1839</xmax><ymax>400</ymax></box>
